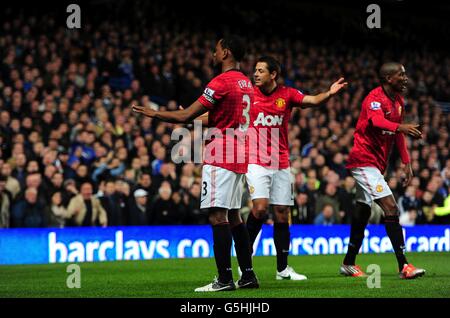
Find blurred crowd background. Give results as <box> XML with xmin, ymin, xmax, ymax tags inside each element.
<box><xmin>1</xmin><ymin>1</ymin><xmax>449</xmax><ymax>229</ymax></box>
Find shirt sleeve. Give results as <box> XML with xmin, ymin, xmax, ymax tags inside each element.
<box><xmin>394</xmin><ymin>98</ymin><xmax>410</xmax><ymax>164</ymax></box>
<box><xmin>288</xmin><ymin>87</ymin><xmax>305</xmax><ymax>108</ymax></box>
<box><xmin>395</xmin><ymin>133</ymin><xmax>410</xmax><ymax>164</ymax></box>
<box><xmin>366</xmin><ymin>98</ymin><xmax>400</xmax><ymax>132</ymax></box>
<box><xmin>197</xmin><ymin>77</ymin><xmax>228</xmax><ymax>110</ymax></box>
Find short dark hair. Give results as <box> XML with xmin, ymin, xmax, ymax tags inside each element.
<box><xmin>257</xmin><ymin>56</ymin><xmax>282</xmax><ymax>80</ymax></box>
<box><xmin>220</xmin><ymin>35</ymin><xmax>246</xmax><ymax>62</ymax></box>
<box><xmin>379</xmin><ymin>62</ymin><xmax>403</xmax><ymax>83</ymax></box>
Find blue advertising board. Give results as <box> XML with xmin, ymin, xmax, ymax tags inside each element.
<box><xmin>0</xmin><ymin>225</ymin><xmax>449</xmax><ymax>265</ymax></box>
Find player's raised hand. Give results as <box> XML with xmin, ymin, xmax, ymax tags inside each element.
<box><xmin>329</xmin><ymin>77</ymin><xmax>348</xmax><ymax>95</ymax></box>
<box><xmin>397</xmin><ymin>123</ymin><xmax>422</xmax><ymax>139</ymax></box>
<box><xmin>131</xmin><ymin>104</ymin><xmax>155</xmax><ymax>118</ymax></box>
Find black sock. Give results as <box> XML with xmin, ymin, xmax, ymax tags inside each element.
<box><xmin>246</xmin><ymin>211</ymin><xmax>264</xmax><ymax>252</ymax></box>
<box><xmin>231</xmin><ymin>222</ymin><xmax>255</xmax><ymax>280</ymax></box>
<box><xmin>343</xmin><ymin>203</ymin><xmax>371</xmax><ymax>266</ymax></box>
<box><xmin>212</xmin><ymin>223</ymin><xmax>233</xmax><ymax>283</ymax></box>
<box><xmin>274</xmin><ymin>222</ymin><xmax>290</xmax><ymax>272</ymax></box>
<box><xmin>384</xmin><ymin>215</ymin><xmax>408</xmax><ymax>271</ymax></box>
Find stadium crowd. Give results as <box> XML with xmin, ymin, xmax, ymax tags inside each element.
<box><xmin>1</xmin><ymin>2</ymin><xmax>449</xmax><ymax>229</ymax></box>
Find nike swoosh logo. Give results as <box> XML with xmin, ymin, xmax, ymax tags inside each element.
<box><xmin>254</xmin><ymin>101</ymin><xmax>260</xmax><ymax>104</ymax></box>
<box><xmin>200</xmin><ymin>198</ymin><xmax>207</xmax><ymax>203</ymax></box>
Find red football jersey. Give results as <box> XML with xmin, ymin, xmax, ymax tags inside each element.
<box><xmin>197</xmin><ymin>70</ymin><xmax>253</xmax><ymax>174</ymax></box>
<box><xmin>247</xmin><ymin>85</ymin><xmax>304</xmax><ymax>169</ymax></box>
<box><xmin>346</xmin><ymin>86</ymin><xmax>405</xmax><ymax>173</ymax></box>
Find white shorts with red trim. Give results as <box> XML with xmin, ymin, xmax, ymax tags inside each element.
<box><xmin>350</xmin><ymin>167</ymin><xmax>393</xmax><ymax>206</ymax></box>
<box><xmin>245</xmin><ymin>164</ymin><xmax>294</xmax><ymax>206</ymax></box>
<box><xmin>200</xmin><ymin>164</ymin><xmax>245</xmax><ymax>209</ymax></box>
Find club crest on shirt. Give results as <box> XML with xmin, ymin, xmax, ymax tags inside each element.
<box><xmin>275</xmin><ymin>98</ymin><xmax>286</xmax><ymax>110</ymax></box>
<box><xmin>370</xmin><ymin>101</ymin><xmax>381</xmax><ymax>110</ymax></box>
<box><xmin>376</xmin><ymin>185</ymin><xmax>383</xmax><ymax>193</ymax></box>
<box><xmin>398</xmin><ymin>105</ymin><xmax>402</xmax><ymax>116</ymax></box>
<box><xmin>249</xmin><ymin>186</ymin><xmax>255</xmax><ymax>194</ymax></box>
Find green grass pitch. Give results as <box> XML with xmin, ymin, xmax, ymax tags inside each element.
<box><xmin>1</xmin><ymin>252</ymin><xmax>449</xmax><ymax>298</ymax></box>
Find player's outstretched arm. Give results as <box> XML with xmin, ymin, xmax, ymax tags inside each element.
<box><xmin>132</xmin><ymin>100</ymin><xmax>208</xmax><ymax>124</ymax></box>
<box><xmin>301</xmin><ymin>77</ymin><xmax>348</xmax><ymax>106</ymax></box>
<box><xmin>370</xmin><ymin>115</ymin><xmax>422</xmax><ymax>138</ymax></box>
<box><xmin>179</xmin><ymin>105</ymin><xmax>209</xmax><ymax>127</ymax></box>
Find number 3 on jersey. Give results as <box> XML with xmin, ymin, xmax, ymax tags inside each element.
<box><xmin>239</xmin><ymin>94</ymin><xmax>251</xmax><ymax>132</ymax></box>
<box><xmin>202</xmin><ymin>181</ymin><xmax>207</xmax><ymax>196</ymax></box>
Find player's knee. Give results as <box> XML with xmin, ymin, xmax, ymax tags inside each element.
<box><xmin>274</xmin><ymin>206</ymin><xmax>290</xmax><ymax>223</ymax></box>
<box><xmin>376</xmin><ymin>197</ymin><xmax>399</xmax><ymax>217</ymax></box>
<box><xmin>208</xmin><ymin>213</ymin><xmax>217</xmax><ymax>224</ymax></box>
<box><xmin>384</xmin><ymin>208</ymin><xmax>399</xmax><ymax>217</ymax></box>
<box><xmin>208</xmin><ymin>210</ymin><xmax>227</xmax><ymax>225</ymax></box>
<box><xmin>275</xmin><ymin>214</ymin><xmax>289</xmax><ymax>223</ymax></box>
<box><xmin>274</xmin><ymin>206</ymin><xmax>289</xmax><ymax>214</ymax></box>
<box><xmin>383</xmin><ymin>202</ymin><xmax>399</xmax><ymax>216</ymax></box>
<box><xmin>253</xmin><ymin>207</ymin><xmax>267</xmax><ymax>219</ymax></box>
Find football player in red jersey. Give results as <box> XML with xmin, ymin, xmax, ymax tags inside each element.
<box><xmin>132</xmin><ymin>36</ymin><xmax>258</xmax><ymax>291</ymax></box>
<box><xmin>341</xmin><ymin>62</ymin><xmax>426</xmax><ymax>279</ymax></box>
<box><xmin>244</xmin><ymin>56</ymin><xmax>347</xmax><ymax>280</ymax></box>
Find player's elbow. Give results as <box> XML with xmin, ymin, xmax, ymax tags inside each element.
<box><xmin>310</xmin><ymin>97</ymin><xmax>320</xmax><ymax>105</ymax></box>
<box><xmin>176</xmin><ymin>110</ymin><xmax>192</xmax><ymax>123</ymax></box>
<box><xmin>185</xmin><ymin>112</ymin><xmax>202</xmax><ymax>123</ymax></box>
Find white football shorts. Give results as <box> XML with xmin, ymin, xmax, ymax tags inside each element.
<box><xmin>245</xmin><ymin>164</ymin><xmax>294</xmax><ymax>206</ymax></box>
<box><xmin>200</xmin><ymin>164</ymin><xmax>245</xmax><ymax>210</ymax></box>
<box><xmin>350</xmin><ymin>167</ymin><xmax>393</xmax><ymax>206</ymax></box>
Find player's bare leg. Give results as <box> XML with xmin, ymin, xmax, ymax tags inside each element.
<box><xmin>273</xmin><ymin>205</ymin><xmax>307</xmax><ymax>281</ymax></box>
<box><xmin>341</xmin><ymin>202</ymin><xmax>371</xmax><ymax>277</ymax></box>
<box><xmin>195</xmin><ymin>208</ymin><xmax>236</xmax><ymax>292</ymax></box>
<box><xmin>375</xmin><ymin>195</ymin><xmax>425</xmax><ymax>279</ymax></box>
<box><xmin>246</xmin><ymin>198</ymin><xmax>269</xmax><ymax>251</ymax></box>
<box><xmin>228</xmin><ymin>209</ymin><xmax>259</xmax><ymax>288</ymax></box>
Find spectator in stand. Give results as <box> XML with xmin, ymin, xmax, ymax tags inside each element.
<box><xmin>128</xmin><ymin>188</ymin><xmax>151</xmax><ymax>226</ymax></box>
<box><xmin>99</xmin><ymin>180</ymin><xmax>125</xmax><ymax>226</ymax></box>
<box><xmin>398</xmin><ymin>185</ymin><xmax>421</xmax><ymax>215</ymax></box>
<box><xmin>0</xmin><ymin>174</ymin><xmax>11</xmax><ymax>228</ymax></box>
<box><xmin>48</xmin><ymin>191</ymin><xmax>70</xmax><ymax>228</ymax></box>
<box><xmin>11</xmin><ymin>187</ymin><xmax>47</xmax><ymax>227</ymax></box>
<box><xmin>182</xmin><ymin>182</ymin><xmax>207</xmax><ymax>224</ymax></box>
<box><xmin>134</xmin><ymin>171</ymin><xmax>156</xmax><ymax>197</ymax></box>
<box><xmin>149</xmin><ymin>181</ymin><xmax>185</xmax><ymax>225</ymax></box>
<box><xmin>337</xmin><ymin>176</ymin><xmax>356</xmax><ymax>224</ymax></box>
<box><xmin>1</xmin><ymin>162</ymin><xmax>21</xmax><ymax>199</ymax></box>
<box><xmin>400</xmin><ymin>208</ymin><xmax>419</xmax><ymax>226</ymax></box>
<box><xmin>67</xmin><ymin>182</ymin><xmax>107</xmax><ymax>227</ymax></box>
<box><xmin>314</xmin><ymin>204</ymin><xmax>337</xmax><ymax>225</ymax></box>
<box><xmin>315</xmin><ymin>183</ymin><xmax>341</xmax><ymax>223</ymax></box>
<box><xmin>432</xmin><ymin>184</ymin><xmax>450</xmax><ymax>224</ymax></box>
<box><xmin>292</xmin><ymin>191</ymin><xmax>314</xmax><ymax>224</ymax></box>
